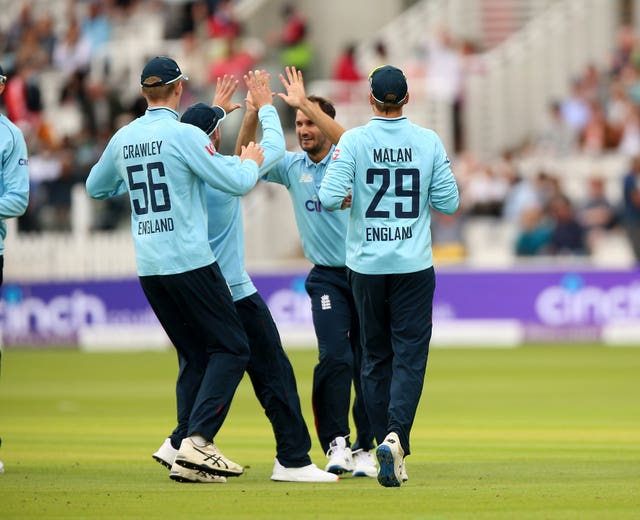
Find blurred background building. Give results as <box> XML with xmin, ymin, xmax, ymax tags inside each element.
<box><xmin>1</xmin><ymin>0</ymin><xmax>640</xmax><ymax>347</ymax></box>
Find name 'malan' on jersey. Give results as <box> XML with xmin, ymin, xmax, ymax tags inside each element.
<box><xmin>318</xmin><ymin>115</ymin><xmax>459</xmax><ymax>275</ymax></box>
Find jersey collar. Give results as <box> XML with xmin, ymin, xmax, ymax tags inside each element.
<box><xmin>303</xmin><ymin>144</ymin><xmax>335</xmax><ymax>168</ymax></box>
<box><xmin>146</xmin><ymin>106</ymin><xmax>180</xmax><ymax>120</ymax></box>
<box><xmin>371</xmin><ymin>115</ymin><xmax>407</xmax><ymax>122</ymax></box>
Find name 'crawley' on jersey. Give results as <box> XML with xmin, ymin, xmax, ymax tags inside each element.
<box><xmin>319</xmin><ymin>116</ymin><xmax>459</xmax><ymax>275</ymax></box>
<box><xmin>86</xmin><ymin>107</ymin><xmax>261</xmax><ymax>276</ymax></box>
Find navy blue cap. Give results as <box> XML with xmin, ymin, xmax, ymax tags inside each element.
<box><xmin>181</xmin><ymin>103</ymin><xmax>226</xmax><ymax>135</ymax></box>
<box><xmin>369</xmin><ymin>65</ymin><xmax>407</xmax><ymax>104</ymax></box>
<box><xmin>141</xmin><ymin>56</ymin><xmax>187</xmax><ymax>87</ymax></box>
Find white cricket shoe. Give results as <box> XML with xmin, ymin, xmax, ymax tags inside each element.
<box><xmin>271</xmin><ymin>458</ymin><xmax>339</xmax><ymax>482</ymax></box>
<box><xmin>325</xmin><ymin>436</ymin><xmax>354</xmax><ymax>475</ymax></box>
<box><xmin>152</xmin><ymin>438</ymin><xmax>178</xmax><ymax>469</ymax></box>
<box><xmin>174</xmin><ymin>437</ymin><xmax>244</xmax><ymax>477</ymax></box>
<box><xmin>375</xmin><ymin>432</ymin><xmax>404</xmax><ymax>487</ymax></box>
<box><xmin>352</xmin><ymin>449</ymin><xmax>377</xmax><ymax>478</ymax></box>
<box><xmin>400</xmin><ymin>458</ymin><xmax>408</xmax><ymax>482</ymax></box>
<box><xmin>0</xmin><ymin>459</ymin><xmax>4</xmax><ymax>474</ymax></box>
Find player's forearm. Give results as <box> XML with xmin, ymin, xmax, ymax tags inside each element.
<box><xmin>234</xmin><ymin>110</ymin><xmax>259</xmax><ymax>156</ymax></box>
<box><xmin>257</xmin><ymin>105</ymin><xmax>285</xmax><ymax>172</ymax></box>
<box><xmin>86</xmin><ymin>166</ymin><xmax>126</xmax><ymax>200</ymax></box>
<box><xmin>298</xmin><ymin>98</ymin><xmax>345</xmax><ymax>145</ymax></box>
<box><xmin>318</xmin><ymin>176</ymin><xmax>349</xmax><ymax>210</ymax></box>
<box><xmin>0</xmin><ymin>191</ymin><xmax>28</xmax><ymax>218</ymax></box>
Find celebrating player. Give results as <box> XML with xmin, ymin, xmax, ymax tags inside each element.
<box><xmin>239</xmin><ymin>66</ymin><xmax>376</xmax><ymax>478</ymax></box>
<box><xmin>86</xmin><ymin>57</ymin><xmax>271</xmax><ymax>482</ymax></box>
<box><xmin>153</xmin><ymin>74</ymin><xmax>337</xmax><ymax>483</ymax></box>
<box><xmin>0</xmin><ymin>64</ymin><xmax>30</xmax><ymax>475</ymax></box>
<box><xmin>319</xmin><ymin>65</ymin><xmax>460</xmax><ymax>487</ymax></box>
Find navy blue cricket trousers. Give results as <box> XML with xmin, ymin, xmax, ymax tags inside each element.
<box><xmin>140</xmin><ymin>263</ymin><xmax>250</xmax><ymax>444</ymax></box>
<box><xmin>347</xmin><ymin>267</ymin><xmax>435</xmax><ymax>456</ymax></box>
<box><xmin>305</xmin><ymin>265</ymin><xmax>374</xmax><ymax>453</ymax></box>
<box><xmin>235</xmin><ymin>292</ymin><xmax>313</xmax><ymax>467</ymax></box>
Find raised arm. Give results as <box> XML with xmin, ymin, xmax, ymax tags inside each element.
<box><xmin>242</xmin><ymin>70</ymin><xmax>285</xmax><ymax>171</ymax></box>
<box><xmin>278</xmin><ymin>66</ymin><xmax>345</xmax><ymax>145</ymax></box>
<box><xmin>234</xmin><ymin>91</ymin><xmax>259</xmax><ymax>156</ymax></box>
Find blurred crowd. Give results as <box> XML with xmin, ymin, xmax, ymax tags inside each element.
<box><xmin>1</xmin><ymin>0</ymin><xmax>639</xmax><ymax>264</ymax></box>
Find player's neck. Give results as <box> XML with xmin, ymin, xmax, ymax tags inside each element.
<box><xmin>306</xmin><ymin>143</ymin><xmax>332</xmax><ymax>164</ymax></box>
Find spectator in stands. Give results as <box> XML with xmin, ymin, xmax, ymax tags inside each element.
<box><xmin>274</xmin><ymin>3</ymin><xmax>313</xmax><ymax>75</ymax></box>
<box><xmin>579</xmin><ymin>101</ymin><xmax>616</xmax><ymax>155</ymax></box>
<box><xmin>622</xmin><ymin>155</ymin><xmax>640</xmax><ymax>263</ymax></box>
<box><xmin>617</xmin><ymin>104</ymin><xmax>640</xmax><ymax>157</ymax></box>
<box><xmin>3</xmin><ymin>3</ymin><xmax>34</xmax><ymax>59</ymax></box>
<box><xmin>578</xmin><ymin>176</ymin><xmax>619</xmax><ymax>254</ymax></box>
<box><xmin>333</xmin><ymin>43</ymin><xmax>361</xmax><ymax>82</ymax></box>
<box><xmin>502</xmin><ymin>170</ymin><xmax>541</xmax><ymax>224</ymax></box>
<box><xmin>208</xmin><ymin>35</ymin><xmax>258</xmax><ymax>87</ymax></box>
<box><xmin>424</xmin><ymin>28</ymin><xmax>464</xmax><ymax>151</ymax></box>
<box><xmin>332</xmin><ymin>43</ymin><xmax>362</xmax><ymax>102</ymax></box>
<box><xmin>208</xmin><ymin>0</ymin><xmax>241</xmax><ymax>40</ymax></box>
<box><xmin>514</xmin><ymin>205</ymin><xmax>552</xmax><ymax>256</ymax></box>
<box><xmin>80</xmin><ymin>0</ymin><xmax>113</xmax><ymax>55</ymax></box>
<box><xmin>534</xmin><ymin>101</ymin><xmax>577</xmax><ymax>157</ymax></box>
<box><xmin>2</xmin><ymin>63</ymin><xmax>48</xmax><ymax>144</ymax></box>
<box><xmin>606</xmin><ymin>79</ymin><xmax>633</xmax><ymax>141</ymax></box>
<box><xmin>14</xmin><ymin>25</ymin><xmax>50</xmax><ymax>71</ymax></box>
<box><xmin>547</xmin><ymin>193</ymin><xmax>587</xmax><ymax>256</ymax></box>
<box><xmin>361</xmin><ymin>39</ymin><xmax>389</xmax><ymax>75</ymax></box>
<box><xmin>34</xmin><ymin>13</ymin><xmax>57</xmax><ymax>65</ymax></box>
<box><xmin>560</xmin><ymin>78</ymin><xmax>591</xmax><ymax>134</ymax></box>
<box><xmin>52</xmin><ymin>18</ymin><xmax>92</xmax><ymax>78</ymax></box>
<box><xmin>463</xmin><ymin>163</ymin><xmax>509</xmax><ymax>217</ymax></box>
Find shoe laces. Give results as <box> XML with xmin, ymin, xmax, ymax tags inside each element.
<box><xmin>326</xmin><ymin>435</ymin><xmax>349</xmax><ymax>457</ymax></box>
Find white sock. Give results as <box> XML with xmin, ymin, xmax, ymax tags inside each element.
<box><xmin>189</xmin><ymin>434</ymin><xmax>209</xmax><ymax>447</ymax></box>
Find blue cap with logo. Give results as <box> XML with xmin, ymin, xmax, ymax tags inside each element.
<box><xmin>369</xmin><ymin>65</ymin><xmax>407</xmax><ymax>104</ymax></box>
<box><xmin>181</xmin><ymin>102</ymin><xmax>226</xmax><ymax>135</ymax></box>
<box><xmin>140</xmin><ymin>56</ymin><xmax>188</xmax><ymax>87</ymax></box>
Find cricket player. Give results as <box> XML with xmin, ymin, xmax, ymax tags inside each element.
<box><xmin>0</xmin><ymin>64</ymin><xmax>30</xmax><ymax>475</ymax></box>
<box><xmin>318</xmin><ymin>65</ymin><xmax>460</xmax><ymax>487</ymax></box>
<box><xmin>153</xmin><ymin>75</ymin><xmax>337</xmax><ymax>483</ymax></box>
<box><xmin>240</xmin><ymin>66</ymin><xmax>377</xmax><ymax>477</ymax></box>
<box><xmin>86</xmin><ymin>57</ymin><xmax>275</xmax><ymax>481</ymax></box>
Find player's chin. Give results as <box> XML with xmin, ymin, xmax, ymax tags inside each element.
<box><xmin>300</xmin><ymin>140</ymin><xmax>317</xmax><ymax>152</ymax></box>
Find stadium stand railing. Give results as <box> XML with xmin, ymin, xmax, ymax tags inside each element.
<box><xmin>465</xmin><ymin>0</ymin><xmax>616</xmax><ymax>159</ymax></box>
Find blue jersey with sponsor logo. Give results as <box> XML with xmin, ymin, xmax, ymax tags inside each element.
<box><xmin>264</xmin><ymin>145</ymin><xmax>349</xmax><ymax>267</ymax></box>
<box><xmin>87</xmin><ymin>105</ymin><xmax>280</xmax><ymax>276</ymax></box>
<box><xmin>206</xmin><ymin>106</ymin><xmax>285</xmax><ymax>301</ymax></box>
<box><xmin>0</xmin><ymin>114</ymin><xmax>29</xmax><ymax>254</ymax></box>
<box><xmin>318</xmin><ymin>115</ymin><xmax>459</xmax><ymax>275</ymax></box>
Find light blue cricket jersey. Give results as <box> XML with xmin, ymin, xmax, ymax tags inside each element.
<box><xmin>319</xmin><ymin>115</ymin><xmax>459</xmax><ymax>275</ymax></box>
<box><xmin>87</xmin><ymin>105</ymin><xmax>280</xmax><ymax>276</ymax></box>
<box><xmin>264</xmin><ymin>145</ymin><xmax>349</xmax><ymax>267</ymax></box>
<box><xmin>0</xmin><ymin>114</ymin><xmax>29</xmax><ymax>255</ymax></box>
<box><xmin>206</xmin><ymin>106</ymin><xmax>285</xmax><ymax>301</ymax></box>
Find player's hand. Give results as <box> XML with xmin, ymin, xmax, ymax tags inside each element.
<box><xmin>212</xmin><ymin>74</ymin><xmax>242</xmax><ymax>114</ymax></box>
<box><xmin>341</xmin><ymin>191</ymin><xmax>352</xmax><ymax>210</ymax></box>
<box><xmin>277</xmin><ymin>66</ymin><xmax>306</xmax><ymax>108</ymax></box>
<box><xmin>244</xmin><ymin>70</ymin><xmax>273</xmax><ymax>110</ymax></box>
<box><xmin>240</xmin><ymin>141</ymin><xmax>265</xmax><ymax>167</ymax></box>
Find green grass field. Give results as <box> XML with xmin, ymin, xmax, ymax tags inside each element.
<box><xmin>0</xmin><ymin>345</ymin><xmax>638</xmax><ymax>519</ymax></box>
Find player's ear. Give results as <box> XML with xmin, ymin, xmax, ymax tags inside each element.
<box><xmin>403</xmin><ymin>92</ymin><xmax>410</xmax><ymax>106</ymax></box>
<box><xmin>368</xmin><ymin>93</ymin><xmax>375</xmax><ymax>106</ymax></box>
